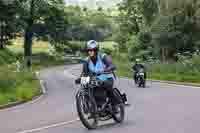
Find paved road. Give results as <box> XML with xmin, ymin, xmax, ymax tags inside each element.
<box><xmin>0</xmin><ymin>64</ymin><xmax>200</xmax><ymax>133</ymax></box>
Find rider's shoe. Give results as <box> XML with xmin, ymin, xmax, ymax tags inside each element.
<box><xmin>87</xmin><ymin>113</ymin><xmax>98</xmax><ymax>119</ymax></box>
<box><xmin>112</xmin><ymin>105</ymin><xmax>119</xmax><ymax>114</ymax></box>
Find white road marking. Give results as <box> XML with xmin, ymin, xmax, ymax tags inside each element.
<box><xmin>17</xmin><ymin>118</ymin><xmax>80</xmax><ymax>133</ymax></box>
<box><xmin>163</xmin><ymin>83</ymin><xmax>200</xmax><ymax>89</ymax></box>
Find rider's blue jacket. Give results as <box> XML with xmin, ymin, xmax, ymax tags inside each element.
<box><xmin>82</xmin><ymin>53</ymin><xmax>116</xmax><ymax>81</ymax></box>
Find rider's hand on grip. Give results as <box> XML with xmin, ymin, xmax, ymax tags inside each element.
<box><xmin>75</xmin><ymin>78</ymin><xmax>81</xmax><ymax>84</ymax></box>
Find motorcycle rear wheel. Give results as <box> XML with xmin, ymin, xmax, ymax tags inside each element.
<box><xmin>112</xmin><ymin>103</ymin><xmax>125</xmax><ymax>123</ymax></box>
<box><xmin>112</xmin><ymin>88</ymin><xmax>125</xmax><ymax>123</ymax></box>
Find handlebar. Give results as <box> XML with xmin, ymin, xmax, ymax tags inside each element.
<box><xmin>82</xmin><ymin>71</ymin><xmax>113</xmax><ymax>77</ymax></box>
<box><xmin>75</xmin><ymin>71</ymin><xmax>113</xmax><ymax>85</ymax></box>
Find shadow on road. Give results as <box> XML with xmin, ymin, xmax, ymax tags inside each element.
<box><xmin>86</xmin><ymin>120</ymin><xmax>136</xmax><ymax>132</ymax></box>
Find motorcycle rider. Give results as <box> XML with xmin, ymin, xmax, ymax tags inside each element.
<box><xmin>132</xmin><ymin>58</ymin><xmax>146</xmax><ymax>84</ymax></box>
<box><xmin>76</xmin><ymin>40</ymin><xmax>122</xmax><ymax>107</ymax></box>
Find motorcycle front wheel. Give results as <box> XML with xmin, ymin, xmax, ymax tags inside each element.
<box><xmin>76</xmin><ymin>92</ymin><xmax>98</xmax><ymax>129</ymax></box>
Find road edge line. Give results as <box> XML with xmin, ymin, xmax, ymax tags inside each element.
<box><xmin>118</xmin><ymin>76</ymin><xmax>200</xmax><ymax>87</ymax></box>
<box><xmin>17</xmin><ymin>118</ymin><xmax>80</xmax><ymax>133</ymax></box>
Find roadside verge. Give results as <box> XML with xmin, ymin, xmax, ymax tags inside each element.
<box><xmin>119</xmin><ymin>76</ymin><xmax>200</xmax><ymax>87</ymax></box>
<box><xmin>0</xmin><ymin>71</ymin><xmax>46</xmax><ymax>110</ymax></box>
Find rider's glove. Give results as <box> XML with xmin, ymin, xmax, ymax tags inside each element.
<box><xmin>95</xmin><ymin>69</ymin><xmax>104</xmax><ymax>75</ymax></box>
<box><xmin>75</xmin><ymin>78</ymin><xmax>81</xmax><ymax>84</ymax></box>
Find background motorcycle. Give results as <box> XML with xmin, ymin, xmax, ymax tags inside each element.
<box><xmin>135</xmin><ymin>68</ymin><xmax>146</xmax><ymax>88</ymax></box>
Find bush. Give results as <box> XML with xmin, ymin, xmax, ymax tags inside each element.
<box><xmin>0</xmin><ymin>94</ymin><xmax>7</xmax><ymax>105</ymax></box>
<box><xmin>68</xmin><ymin>41</ymin><xmax>85</xmax><ymax>54</ymax></box>
<box><xmin>0</xmin><ymin>65</ymin><xmax>40</xmax><ymax>105</ymax></box>
<box><xmin>112</xmin><ymin>53</ymin><xmax>132</xmax><ymax>77</ymax></box>
<box><xmin>0</xmin><ymin>49</ymin><xmax>16</xmax><ymax>64</ymax></box>
<box><xmin>0</xmin><ymin>67</ymin><xmax>17</xmax><ymax>92</ymax></box>
<box><xmin>16</xmin><ymin>81</ymin><xmax>39</xmax><ymax>101</ymax></box>
<box><xmin>101</xmin><ymin>48</ymin><xmax>113</xmax><ymax>55</ymax></box>
<box><xmin>0</xmin><ymin>93</ymin><xmax>16</xmax><ymax>104</ymax></box>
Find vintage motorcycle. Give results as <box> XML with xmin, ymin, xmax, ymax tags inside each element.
<box><xmin>75</xmin><ymin>73</ymin><xmax>127</xmax><ymax>129</ymax></box>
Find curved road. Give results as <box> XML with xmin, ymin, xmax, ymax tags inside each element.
<box><xmin>0</xmin><ymin>64</ymin><xmax>200</xmax><ymax>133</ymax></box>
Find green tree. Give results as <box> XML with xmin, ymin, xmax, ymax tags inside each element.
<box><xmin>142</xmin><ymin>0</ymin><xmax>158</xmax><ymax>26</ymax></box>
<box><xmin>16</xmin><ymin>0</ymin><xmax>65</xmax><ymax>68</ymax></box>
<box><xmin>63</xmin><ymin>6</ymin><xmax>113</xmax><ymax>42</ymax></box>
<box><xmin>151</xmin><ymin>0</ymin><xmax>200</xmax><ymax>61</ymax></box>
<box><xmin>0</xmin><ymin>0</ymin><xmax>18</xmax><ymax>49</ymax></box>
<box><xmin>116</xmin><ymin>0</ymin><xmax>158</xmax><ymax>53</ymax></box>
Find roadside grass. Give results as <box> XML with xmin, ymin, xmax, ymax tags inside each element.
<box><xmin>148</xmin><ymin>63</ymin><xmax>200</xmax><ymax>83</ymax></box>
<box><xmin>31</xmin><ymin>52</ymin><xmax>76</xmax><ymax>70</ymax></box>
<box><xmin>0</xmin><ymin>50</ymin><xmax>75</xmax><ymax>105</ymax></box>
<box><xmin>0</xmin><ymin>41</ymin><xmax>77</xmax><ymax>106</ymax></box>
<box><xmin>112</xmin><ymin>53</ymin><xmax>200</xmax><ymax>83</ymax></box>
<box><xmin>11</xmin><ymin>37</ymin><xmax>49</xmax><ymax>48</ymax></box>
<box><xmin>0</xmin><ymin>65</ymin><xmax>40</xmax><ymax>105</ymax></box>
<box><xmin>9</xmin><ymin>37</ymin><xmax>49</xmax><ymax>54</ymax></box>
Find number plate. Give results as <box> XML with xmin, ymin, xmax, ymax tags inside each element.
<box><xmin>81</xmin><ymin>76</ymin><xmax>90</xmax><ymax>85</ymax></box>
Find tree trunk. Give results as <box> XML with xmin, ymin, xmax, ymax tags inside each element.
<box><xmin>0</xmin><ymin>43</ymin><xmax>4</xmax><ymax>49</ymax></box>
<box><xmin>24</xmin><ymin>0</ymin><xmax>35</xmax><ymax>69</ymax></box>
<box><xmin>0</xmin><ymin>23</ymin><xmax>4</xmax><ymax>49</ymax></box>
<box><xmin>0</xmin><ymin>37</ymin><xmax>3</xmax><ymax>49</ymax></box>
<box><xmin>24</xmin><ymin>28</ymin><xmax>33</xmax><ymax>68</ymax></box>
<box><xmin>161</xmin><ymin>47</ymin><xmax>166</xmax><ymax>62</ymax></box>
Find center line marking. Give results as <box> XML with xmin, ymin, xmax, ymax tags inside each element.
<box><xmin>17</xmin><ymin>118</ymin><xmax>79</xmax><ymax>133</ymax></box>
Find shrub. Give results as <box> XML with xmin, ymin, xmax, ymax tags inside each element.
<box><xmin>0</xmin><ymin>67</ymin><xmax>16</xmax><ymax>93</ymax></box>
<box><xmin>0</xmin><ymin>49</ymin><xmax>16</xmax><ymax>64</ymax></box>
<box><xmin>68</xmin><ymin>41</ymin><xmax>85</xmax><ymax>54</ymax></box>
<box><xmin>16</xmin><ymin>82</ymin><xmax>35</xmax><ymax>101</ymax></box>
<box><xmin>0</xmin><ymin>94</ymin><xmax>7</xmax><ymax>105</ymax></box>
<box><xmin>101</xmin><ymin>48</ymin><xmax>113</xmax><ymax>55</ymax></box>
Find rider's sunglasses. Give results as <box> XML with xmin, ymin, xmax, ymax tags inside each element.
<box><xmin>87</xmin><ymin>49</ymin><xmax>96</xmax><ymax>52</ymax></box>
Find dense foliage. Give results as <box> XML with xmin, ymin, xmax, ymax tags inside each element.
<box><xmin>0</xmin><ymin>0</ymin><xmax>115</xmax><ymax>67</ymax></box>
<box><xmin>117</xmin><ymin>0</ymin><xmax>200</xmax><ymax>62</ymax></box>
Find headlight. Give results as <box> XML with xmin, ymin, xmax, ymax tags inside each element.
<box><xmin>139</xmin><ymin>72</ymin><xmax>144</xmax><ymax>76</ymax></box>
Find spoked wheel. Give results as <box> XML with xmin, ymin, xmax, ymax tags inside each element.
<box><xmin>138</xmin><ymin>78</ymin><xmax>143</xmax><ymax>87</ymax></box>
<box><xmin>142</xmin><ymin>82</ymin><xmax>146</xmax><ymax>88</ymax></box>
<box><xmin>112</xmin><ymin>88</ymin><xmax>125</xmax><ymax>123</ymax></box>
<box><xmin>139</xmin><ymin>79</ymin><xmax>145</xmax><ymax>88</ymax></box>
<box><xmin>76</xmin><ymin>93</ymin><xmax>98</xmax><ymax>129</ymax></box>
<box><xmin>112</xmin><ymin>103</ymin><xmax>125</xmax><ymax>123</ymax></box>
